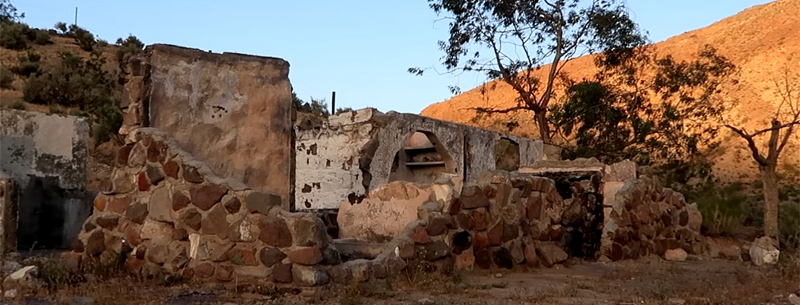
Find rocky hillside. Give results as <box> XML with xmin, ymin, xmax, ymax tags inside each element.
<box><xmin>421</xmin><ymin>0</ymin><xmax>800</xmax><ymax>182</ymax></box>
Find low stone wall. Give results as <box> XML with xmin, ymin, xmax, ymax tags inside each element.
<box><xmin>600</xmin><ymin>176</ymin><xmax>705</xmax><ymax>260</ymax></box>
<box><xmin>339</xmin><ymin>166</ymin><xmax>705</xmax><ymax>272</ymax></box>
<box><xmin>75</xmin><ymin>129</ymin><xmax>344</xmax><ymax>286</ymax></box>
<box><xmin>338</xmin><ymin>170</ymin><xmax>605</xmax><ymax>271</ymax></box>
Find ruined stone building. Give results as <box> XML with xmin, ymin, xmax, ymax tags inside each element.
<box><xmin>0</xmin><ymin>44</ymin><xmax>705</xmax><ymax>286</ymax></box>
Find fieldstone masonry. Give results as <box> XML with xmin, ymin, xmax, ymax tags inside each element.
<box><xmin>76</xmin><ymin>128</ymin><xmax>343</xmax><ymax>285</ymax></box>
<box><xmin>118</xmin><ymin>44</ymin><xmax>294</xmax><ymax>210</ymax></box>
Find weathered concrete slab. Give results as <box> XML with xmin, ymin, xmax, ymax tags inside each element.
<box><xmin>0</xmin><ymin>109</ymin><xmax>90</xmax><ymax>250</ymax></box>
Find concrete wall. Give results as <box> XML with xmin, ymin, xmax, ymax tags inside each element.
<box><xmin>294</xmin><ymin>109</ymin><xmax>547</xmax><ymax>210</ymax></box>
<box><xmin>0</xmin><ymin>179</ymin><xmax>18</xmax><ymax>253</ymax></box>
<box><xmin>121</xmin><ymin>44</ymin><xmax>294</xmax><ymax>210</ymax></box>
<box><xmin>0</xmin><ymin>109</ymin><xmax>90</xmax><ymax>250</ymax></box>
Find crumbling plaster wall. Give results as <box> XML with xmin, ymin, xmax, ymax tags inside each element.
<box><xmin>295</xmin><ymin>109</ymin><xmax>547</xmax><ymax>210</ymax></box>
<box><xmin>0</xmin><ymin>109</ymin><xmax>90</xmax><ymax>249</ymax></box>
<box><xmin>120</xmin><ymin>44</ymin><xmax>293</xmax><ymax>210</ymax></box>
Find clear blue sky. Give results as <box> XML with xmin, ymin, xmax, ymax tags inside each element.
<box><xmin>15</xmin><ymin>0</ymin><xmax>772</xmax><ymax>114</ymax></box>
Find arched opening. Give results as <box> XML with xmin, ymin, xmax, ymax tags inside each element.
<box><xmin>388</xmin><ymin>131</ymin><xmax>456</xmax><ymax>184</ymax></box>
<box><xmin>495</xmin><ymin>137</ymin><xmax>520</xmax><ymax>171</ymax></box>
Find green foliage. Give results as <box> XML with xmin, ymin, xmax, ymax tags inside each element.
<box><xmin>27</xmin><ymin>27</ymin><xmax>50</xmax><ymax>45</ymax></box>
<box><xmin>48</xmin><ymin>104</ymin><xmax>66</xmax><ymax>114</ymax></box>
<box><xmin>11</xmin><ymin>100</ymin><xmax>25</xmax><ymax>110</ymax></box>
<box><xmin>690</xmin><ymin>183</ymin><xmax>751</xmax><ymax>236</ymax></box>
<box><xmin>0</xmin><ymin>22</ymin><xmax>51</xmax><ymax>49</ymax></box>
<box><xmin>115</xmin><ymin>34</ymin><xmax>145</xmax><ymax>62</ymax></box>
<box><xmin>292</xmin><ymin>90</ymin><xmax>331</xmax><ymax>117</ymax></box>
<box><xmin>53</xmin><ymin>21</ymin><xmax>68</xmax><ymax>34</ymax></box>
<box><xmin>780</xmin><ymin>201</ymin><xmax>800</xmax><ymax>250</ymax></box>
<box><xmin>413</xmin><ymin>0</ymin><xmax>648</xmax><ymax>142</ymax></box>
<box><xmin>36</xmin><ymin>250</ymin><xmax>127</xmax><ymax>291</ymax></box>
<box><xmin>11</xmin><ymin>51</ymin><xmax>40</xmax><ymax>76</ymax></box>
<box><xmin>23</xmin><ymin>52</ymin><xmax>122</xmax><ymax>143</ymax></box>
<box><xmin>0</xmin><ymin>21</ymin><xmax>30</xmax><ymax>50</ymax></box>
<box><xmin>0</xmin><ymin>66</ymin><xmax>13</xmax><ymax>89</ymax></box>
<box><xmin>91</xmin><ymin>101</ymin><xmax>123</xmax><ymax>143</ymax></box>
<box><xmin>335</xmin><ymin>107</ymin><xmax>354</xmax><ymax>115</ymax></box>
<box><xmin>69</xmin><ymin>24</ymin><xmax>96</xmax><ymax>51</ymax></box>
<box><xmin>550</xmin><ymin>45</ymin><xmax>736</xmax><ymax>187</ymax></box>
<box><xmin>0</xmin><ymin>0</ymin><xmax>23</xmax><ymax>24</ymax></box>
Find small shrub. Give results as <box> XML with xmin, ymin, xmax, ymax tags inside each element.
<box><xmin>115</xmin><ymin>34</ymin><xmax>144</xmax><ymax>62</ymax></box>
<box><xmin>91</xmin><ymin>100</ymin><xmax>123</xmax><ymax>143</ymax></box>
<box><xmin>11</xmin><ymin>51</ymin><xmax>40</xmax><ymax>76</ymax></box>
<box><xmin>0</xmin><ymin>66</ymin><xmax>13</xmax><ymax>89</ymax></box>
<box><xmin>691</xmin><ymin>184</ymin><xmax>752</xmax><ymax>236</ymax></box>
<box><xmin>11</xmin><ymin>100</ymin><xmax>25</xmax><ymax>110</ymax></box>
<box><xmin>23</xmin><ymin>51</ymin><xmax>122</xmax><ymax>143</ymax></box>
<box><xmin>69</xmin><ymin>24</ymin><xmax>96</xmax><ymax>51</ymax></box>
<box><xmin>26</xmin><ymin>28</ymin><xmax>50</xmax><ymax>45</ymax></box>
<box><xmin>780</xmin><ymin>201</ymin><xmax>800</xmax><ymax>250</ymax></box>
<box><xmin>37</xmin><ymin>255</ymin><xmax>84</xmax><ymax>291</ymax></box>
<box><xmin>53</xmin><ymin>21</ymin><xmax>68</xmax><ymax>35</ymax></box>
<box><xmin>0</xmin><ymin>21</ymin><xmax>29</xmax><ymax>50</ymax></box>
<box><xmin>334</xmin><ymin>107</ymin><xmax>354</xmax><ymax>115</ymax></box>
<box><xmin>48</xmin><ymin>104</ymin><xmax>65</xmax><ymax>114</ymax></box>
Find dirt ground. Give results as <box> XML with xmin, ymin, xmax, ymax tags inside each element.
<box><xmin>14</xmin><ymin>255</ymin><xmax>800</xmax><ymax>305</ymax></box>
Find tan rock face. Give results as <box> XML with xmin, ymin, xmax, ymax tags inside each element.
<box><xmin>420</xmin><ymin>0</ymin><xmax>800</xmax><ymax>183</ymax></box>
<box><xmin>337</xmin><ymin>182</ymin><xmax>431</xmax><ymax>242</ymax></box>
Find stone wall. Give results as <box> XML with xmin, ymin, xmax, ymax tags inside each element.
<box><xmin>295</xmin><ymin>108</ymin><xmax>556</xmax><ymax>210</ymax></box>
<box><xmin>76</xmin><ymin>128</ymin><xmax>344</xmax><ymax>286</ymax></box>
<box><xmin>119</xmin><ymin>44</ymin><xmax>293</xmax><ymax>210</ymax></box>
<box><xmin>600</xmin><ymin>175</ymin><xmax>705</xmax><ymax>260</ymax></box>
<box><xmin>0</xmin><ymin>109</ymin><xmax>90</xmax><ymax>250</ymax></box>
<box><xmin>338</xmin><ymin>170</ymin><xmax>604</xmax><ymax>271</ymax></box>
<box><xmin>339</xmin><ymin>164</ymin><xmax>705</xmax><ymax>272</ymax></box>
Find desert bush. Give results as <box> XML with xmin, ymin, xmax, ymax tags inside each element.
<box><xmin>23</xmin><ymin>52</ymin><xmax>122</xmax><ymax>143</ymax></box>
<box><xmin>334</xmin><ymin>107</ymin><xmax>354</xmax><ymax>115</ymax></box>
<box><xmin>53</xmin><ymin>21</ymin><xmax>68</xmax><ymax>35</ymax></box>
<box><xmin>0</xmin><ymin>66</ymin><xmax>13</xmax><ymax>88</ymax></box>
<box><xmin>780</xmin><ymin>200</ymin><xmax>800</xmax><ymax>250</ymax></box>
<box><xmin>36</xmin><ymin>250</ymin><xmax>128</xmax><ymax>291</ymax></box>
<box><xmin>0</xmin><ymin>21</ymin><xmax>29</xmax><ymax>50</ymax></box>
<box><xmin>115</xmin><ymin>34</ymin><xmax>144</xmax><ymax>62</ymax></box>
<box><xmin>91</xmin><ymin>101</ymin><xmax>123</xmax><ymax>143</ymax></box>
<box><xmin>10</xmin><ymin>100</ymin><xmax>25</xmax><ymax>110</ymax></box>
<box><xmin>690</xmin><ymin>183</ymin><xmax>752</xmax><ymax>236</ymax></box>
<box><xmin>26</xmin><ymin>27</ymin><xmax>50</xmax><ymax>45</ymax></box>
<box><xmin>68</xmin><ymin>24</ymin><xmax>96</xmax><ymax>51</ymax></box>
<box><xmin>11</xmin><ymin>51</ymin><xmax>40</xmax><ymax>76</ymax></box>
<box><xmin>49</xmin><ymin>104</ymin><xmax>66</xmax><ymax>114</ymax></box>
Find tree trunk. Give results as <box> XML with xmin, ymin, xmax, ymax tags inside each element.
<box><xmin>759</xmin><ymin>164</ymin><xmax>780</xmax><ymax>243</ymax></box>
<box><xmin>535</xmin><ymin>111</ymin><xmax>551</xmax><ymax>144</ymax></box>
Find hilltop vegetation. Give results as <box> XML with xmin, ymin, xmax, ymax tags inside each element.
<box><xmin>0</xmin><ymin>0</ymin><xmax>143</xmax><ymax>144</ymax></box>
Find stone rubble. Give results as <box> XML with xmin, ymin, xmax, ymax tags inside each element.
<box><xmin>750</xmin><ymin>236</ymin><xmax>780</xmax><ymax>266</ymax></box>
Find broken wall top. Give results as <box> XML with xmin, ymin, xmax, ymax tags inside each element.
<box><xmin>120</xmin><ymin>44</ymin><xmax>294</xmax><ymax>210</ymax></box>
<box><xmin>0</xmin><ymin>109</ymin><xmax>89</xmax><ymax>189</ymax></box>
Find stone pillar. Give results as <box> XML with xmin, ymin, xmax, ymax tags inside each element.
<box><xmin>0</xmin><ymin>178</ymin><xmax>18</xmax><ymax>253</ymax></box>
